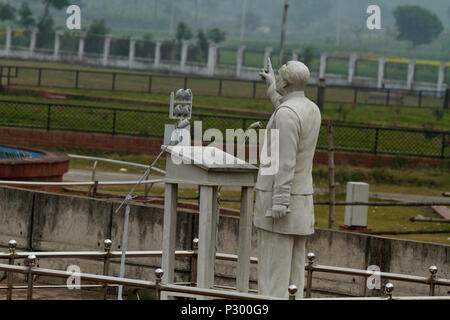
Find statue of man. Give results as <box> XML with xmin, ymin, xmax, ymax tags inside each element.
<box><xmin>254</xmin><ymin>58</ymin><xmax>321</xmax><ymax>299</ymax></box>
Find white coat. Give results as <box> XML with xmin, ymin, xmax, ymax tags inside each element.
<box><xmin>253</xmin><ymin>91</ymin><xmax>321</xmax><ymax>235</ymax></box>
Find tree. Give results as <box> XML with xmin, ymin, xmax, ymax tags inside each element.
<box><xmin>393</xmin><ymin>5</ymin><xmax>443</xmax><ymax>47</ymax></box>
<box><xmin>196</xmin><ymin>29</ymin><xmax>209</xmax><ymax>60</ymax></box>
<box><xmin>85</xmin><ymin>19</ymin><xmax>111</xmax><ymax>53</ymax></box>
<box><xmin>18</xmin><ymin>2</ymin><xmax>35</xmax><ymax>29</ymax></box>
<box><xmin>0</xmin><ymin>3</ymin><xmax>16</xmax><ymax>21</ymax></box>
<box><xmin>207</xmin><ymin>28</ymin><xmax>226</xmax><ymax>43</ymax></box>
<box><xmin>176</xmin><ymin>22</ymin><xmax>192</xmax><ymax>43</ymax></box>
<box><xmin>40</xmin><ymin>0</ymin><xmax>70</xmax><ymax>22</ymax></box>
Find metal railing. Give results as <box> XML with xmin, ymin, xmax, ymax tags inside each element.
<box><xmin>0</xmin><ymin>99</ymin><xmax>449</xmax><ymax>159</ymax></box>
<box><xmin>1</xmin><ymin>239</ymin><xmax>449</xmax><ymax>300</ymax></box>
<box><xmin>0</xmin><ymin>65</ymin><xmax>447</xmax><ymax>108</ymax></box>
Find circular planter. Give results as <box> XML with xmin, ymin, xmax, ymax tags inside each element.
<box><xmin>0</xmin><ymin>145</ymin><xmax>70</xmax><ymax>192</ymax></box>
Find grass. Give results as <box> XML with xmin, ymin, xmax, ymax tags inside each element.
<box><xmin>50</xmin><ymin>146</ymin><xmax>450</xmax><ymax>245</ymax></box>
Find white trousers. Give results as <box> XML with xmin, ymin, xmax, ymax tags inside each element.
<box><xmin>257</xmin><ymin>228</ymin><xmax>307</xmax><ymax>299</ymax></box>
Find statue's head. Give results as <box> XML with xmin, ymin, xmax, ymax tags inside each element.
<box><xmin>276</xmin><ymin>61</ymin><xmax>310</xmax><ymax>96</ymax></box>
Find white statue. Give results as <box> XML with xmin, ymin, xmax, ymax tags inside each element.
<box><xmin>254</xmin><ymin>58</ymin><xmax>321</xmax><ymax>299</ymax></box>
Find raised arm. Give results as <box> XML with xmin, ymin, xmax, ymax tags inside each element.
<box><xmin>259</xmin><ymin>57</ymin><xmax>282</xmax><ymax>109</ymax></box>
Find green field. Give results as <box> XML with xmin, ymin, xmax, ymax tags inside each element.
<box><xmin>0</xmin><ymin>58</ymin><xmax>449</xmax><ymax>159</ymax></box>
<box><xmin>51</xmin><ymin>145</ymin><xmax>450</xmax><ymax>245</ymax></box>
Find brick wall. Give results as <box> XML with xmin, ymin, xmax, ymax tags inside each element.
<box><xmin>0</xmin><ymin>127</ymin><xmax>446</xmax><ymax>168</ymax></box>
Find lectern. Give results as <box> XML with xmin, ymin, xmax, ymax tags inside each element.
<box><xmin>161</xmin><ymin>145</ymin><xmax>258</xmax><ymax>296</ymax></box>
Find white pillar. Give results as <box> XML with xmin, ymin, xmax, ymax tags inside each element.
<box><xmin>102</xmin><ymin>34</ymin><xmax>112</xmax><ymax>66</ymax></box>
<box><xmin>153</xmin><ymin>40</ymin><xmax>163</xmax><ymax>68</ymax></box>
<box><xmin>207</xmin><ymin>43</ymin><xmax>218</xmax><ymax>76</ymax></box>
<box><xmin>128</xmin><ymin>37</ymin><xmax>136</xmax><ymax>69</ymax></box>
<box><xmin>29</xmin><ymin>28</ymin><xmax>38</xmax><ymax>55</ymax></box>
<box><xmin>78</xmin><ymin>32</ymin><xmax>86</xmax><ymax>61</ymax></box>
<box><xmin>161</xmin><ymin>183</ymin><xmax>178</xmax><ymax>289</ymax></box>
<box><xmin>292</xmin><ymin>49</ymin><xmax>300</xmax><ymax>61</ymax></box>
<box><xmin>236</xmin><ymin>186</ymin><xmax>254</xmax><ymax>293</ymax></box>
<box><xmin>348</xmin><ymin>53</ymin><xmax>358</xmax><ymax>84</ymax></box>
<box><xmin>263</xmin><ymin>47</ymin><xmax>273</xmax><ymax>69</ymax></box>
<box><xmin>180</xmin><ymin>40</ymin><xmax>189</xmax><ymax>72</ymax></box>
<box><xmin>53</xmin><ymin>31</ymin><xmax>62</xmax><ymax>61</ymax></box>
<box><xmin>5</xmin><ymin>27</ymin><xmax>12</xmax><ymax>57</ymax></box>
<box><xmin>196</xmin><ymin>185</ymin><xmax>219</xmax><ymax>291</ymax></box>
<box><xmin>377</xmin><ymin>57</ymin><xmax>386</xmax><ymax>89</ymax></box>
<box><xmin>437</xmin><ymin>61</ymin><xmax>446</xmax><ymax>94</ymax></box>
<box><xmin>319</xmin><ymin>52</ymin><xmax>328</xmax><ymax>79</ymax></box>
<box><xmin>236</xmin><ymin>45</ymin><xmax>246</xmax><ymax>78</ymax></box>
<box><xmin>406</xmin><ymin>59</ymin><xmax>416</xmax><ymax>90</ymax></box>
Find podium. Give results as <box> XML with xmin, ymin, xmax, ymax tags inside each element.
<box><xmin>161</xmin><ymin>146</ymin><xmax>258</xmax><ymax>296</ymax></box>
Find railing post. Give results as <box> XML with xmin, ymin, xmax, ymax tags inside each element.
<box><xmin>441</xmin><ymin>133</ymin><xmax>446</xmax><ymax>159</ymax></box>
<box><xmin>428</xmin><ymin>265</ymin><xmax>437</xmax><ymax>296</ymax></box>
<box><xmin>418</xmin><ymin>90</ymin><xmax>422</xmax><ymax>108</ymax></box>
<box><xmin>46</xmin><ymin>104</ymin><xmax>51</xmax><ymax>131</ymax></box>
<box><xmin>6</xmin><ymin>240</ymin><xmax>17</xmax><ymax>300</ymax></box>
<box><xmin>75</xmin><ymin>70</ymin><xmax>79</xmax><ymax>89</ymax></box>
<box><xmin>374</xmin><ymin>128</ymin><xmax>379</xmax><ymax>155</ymax></box>
<box><xmin>112</xmin><ymin>72</ymin><xmax>116</xmax><ymax>91</ymax></box>
<box><xmin>190</xmin><ymin>238</ymin><xmax>199</xmax><ymax>285</ymax></box>
<box><xmin>26</xmin><ymin>254</ymin><xmax>36</xmax><ymax>300</ymax></box>
<box><xmin>112</xmin><ymin>109</ymin><xmax>117</xmax><ymax>135</ymax></box>
<box><xmin>102</xmin><ymin>239</ymin><xmax>112</xmax><ymax>300</ymax></box>
<box><xmin>252</xmin><ymin>81</ymin><xmax>257</xmax><ymax>99</ymax></box>
<box><xmin>7</xmin><ymin>66</ymin><xmax>11</xmax><ymax>86</ymax></box>
<box><xmin>288</xmin><ymin>284</ymin><xmax>297</xmax><ymax>300</ymax></box>
<box><xmin>155</xmin><ymin>268</ymin><xmax>164</xmax><ymax>300</ymax></box>
<box><xmin>385</xmin><ymin>89</ymin><xmax>390</xmax><ymax>106</ymax></box>
<box><xmin>327</xmin><ymin>121</ymin><xmax>335</xmax><ymax>229</ymax></box>
<box><xmin>184</xmin><ymin>77</ymin><xmax>188</xmax><ymax>90</ymax></box>
<box><xmin>37</xmin><ymin>68</ymin><xmax>42</xmax><ymax>87</ymax></box>
<box><xmin>353</xmin><ymin>87</ymin><xmax>358</xmax><ymax>104</ymax></box>
<box><xmin>148</xmin><ymin>75</ymin><xmax>152</xmax><ymax>94</ymax></box>
<box><xmin>317</xmin><ymin>78</ymin><xmax>326</xmax><ymax>110</ymax></box>
<box><xmin>384</xmin><ymin>282</ymin><xmax>394</xmax><ymax>300</ymax></box>
<box><xmin>305</xmin><ymin>252</ymin><xmax>315</xmax><ymax>298</ymax></box>
<box><xmin>218</xmin><ymin>79</ymin><xmax>222</xmax><ymax>96</ymax></box>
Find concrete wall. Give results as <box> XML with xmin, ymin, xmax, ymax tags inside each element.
<box><xmin>0</xmin><ymin>29</ymin><xmax>447</xmax><ymax>92</ymax></box>
<box><xmin>0</xmin><ymin>185</ymin><xmax>449</xmax><ymax>297</ymax></box>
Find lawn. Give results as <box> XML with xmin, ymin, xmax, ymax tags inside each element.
<box><xmin>53</xmin><ymin>146</ymin><xmax>450</xmax><ymax>245</ymax></box>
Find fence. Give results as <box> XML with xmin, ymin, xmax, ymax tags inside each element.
<box><xmin>0</xmin><ymin>65</ymin><xmax>448</xmax><ymax>109</ymax></box>
<box><xmin>0</xmin><ymin>99</ymin><xmax>449</xmax><ymax>159</ymax></box>
<box><xmin>1</xmin><ymin>239</ymin><xmax>449</xmax><ymax>300</ymax></box>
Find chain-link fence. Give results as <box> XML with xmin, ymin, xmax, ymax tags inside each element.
<box><xmin>0</xmin><ymin>100</ymin><xmax>448</xmax><ymax>159</ymax></box>
<box><xmin>0</xmin><ymin>65</ymin><xmax>448</xmax><ymax>109</ymax></box>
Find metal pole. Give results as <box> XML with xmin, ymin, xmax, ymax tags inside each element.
<box><xmin>305</xmin><ymin>252</ymin><xmax>315</xmax><ymax>298</ymax></box>
<box><xmin>117</xmin><ymin>202</ymin><xmax>131</xmax><ymax>300</ymax></box>
<box><xmin>155</xmin><ymin>268</ymin><xmax>164</xmax><ymax>300</ymax></box>
<box><xmin>288</xmin><ymin>284</ymin><xmax>297</xmax><ymax>300</ymax></box>
<box><xmin>317</xmin><ymin>78</ymin><xmax>326</xmax><ymax>110</ymax></box>
<box><xmin>218</xmin><ymin>79</ymin><xmax>222</xmax><ymax>96</ymax></box>
<box><xmin>6</xmin><ymin>240</ymin><xmax>17</xmax><ymax>300</ymax></box>
<box><xmin>428</xmin><ymin>266</ymin><xmax>437</xmax><ymax>296</ymax></box>
<box><xmin>37</xmin><ymin>68</ymin><xmax>42</xmax><ymax>87</ymax></box>
<box><xmin>75</xmin><ymin>70</ymin><xmax>79</xmax><ymax>89</ymax></box>
<box><xmin>278</xmin><ymin>0</ymin><xmax>290</xmax><ymax>67</ymax></box>
<box><xmin>102</xmin><ymin>239</ymin><xmax>112</xmax><ymax>300</ymax></box>
<box><xmin>112</xmin><ymin>109</ymin><xmax>117</xmax><ymax>135</ymax></box>
<box><xmin>252</xmin><ymin>81</ymin><xmax>257</xmax><ymax>99</ymax></box>
<box><xmin>148</xmin><ymin>75</ymin><xmax>152</xmax><ymax>94</ymax></box>
<box><xmin>46</xmin><ymin>105</ymin><xmax>51</xmax><ymax>131</ymax></box>
<box><xmin>26</xmin><ymin>255</ymin><xmax>36</xmax><ymax>300</ymax></box>
<box><xmin>374</xmin><ymin>128</ymin><xmax>379</xmax><ymax>155</ymax></box>
<box><xmin>327</xmin><ymin>121</ymin><xmax>335</xmax><ymax>229</ymax></box>
<box><xmin>190</xmin><ymin>238</ymin><xmax>199</xmax><ymax>285</ymax></box>
<box><xmin>385</xmin><ymin>282</ymin><xmax>394</xmax><ymax>300</ymax></box>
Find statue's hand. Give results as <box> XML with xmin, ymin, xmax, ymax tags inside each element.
<box><xmin>259</xmin><ymin>57</ymin><xmax>275</xmax><ymax>87</ymax></box>
<box><xmin>271</xmin><ymin>204</ymin><xmax>288</xmax><ymax>219</ymax></box>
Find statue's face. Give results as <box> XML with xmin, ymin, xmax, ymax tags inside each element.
<box><xmin>276</xmin><ymin>63</ymin><xmax>290</xmax><ymax>96</ymax></box>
